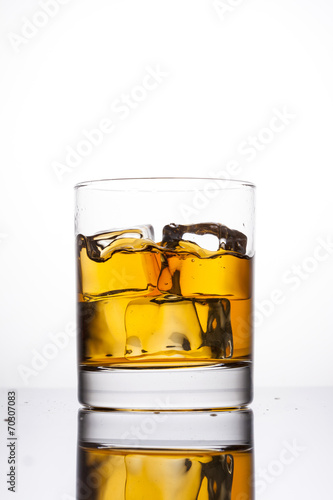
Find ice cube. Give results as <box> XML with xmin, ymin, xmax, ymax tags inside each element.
<box><xmin>162</xmin><ymin>223</ymin><xmax>247</xmax><ymax>255</ymax></box>
<box><xmin>78</xmin><ymin>298</ymin><xmax>130</xmax><ymax>361</ymax></box>
<box><xmin>124</xmin><ymin>295</ymin><xmax>233</xmax><ymax>360</ymax></box>
<box><xmin>78</xmin><ymin>228</ymin><xmax>161</xmax><ymax>299</ymax></box>
<box><xmin>194</xmin><ymin>298</ymin><xmax>233</xmax><ymax>358</ymax></box>
<box><xmin>125</xmin><ymin>296</ymin><xmax>208</xmax><ymax>358</ymax></box>
<box><xmin>157</xmin><ymin>249</ymin><xmax>251</xmax><ymax>299</ymax></box>
<box><xmin>86</xmin><ymin>225</ymin><xmax>155</xmax><ymax>261</ymax></box>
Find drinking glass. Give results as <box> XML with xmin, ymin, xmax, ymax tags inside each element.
<box><xmin>75</xmin><ymin>178</ymin><xmax>255</xmax><ymax>409</ymax></box>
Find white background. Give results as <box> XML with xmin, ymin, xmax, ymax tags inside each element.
<box><xmin>1</xmin><ymin>0</ymin><xmax>333</xmax><ymax>390</ymax></box>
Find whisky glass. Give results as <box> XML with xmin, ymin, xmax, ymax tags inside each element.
<box><xmin>75</xmin><ymin>178</ymin><xmax>255</xmax><ymax>409</ymax></box>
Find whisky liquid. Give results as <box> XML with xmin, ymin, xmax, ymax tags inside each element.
<box><xmin>77</xmin><ymin>447</ymin><xmax>253</xmax><ymax>500</ymax></box>
<box><xmin>77</xmin><ymin>225</ymin><xmax>253</xmax><ymax>368</ymax></box>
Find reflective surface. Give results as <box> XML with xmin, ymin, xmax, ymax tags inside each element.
<box><xmin>77</xmin><ymin>408</ymin><xmax>253</xmax><ymax>499</ymax></box>
<box><xmin>0</xmin><ymin>388</ymin><xmax>332</xmax><ymax>499</ymax></box>
<box><xmin>78</xmin><ymin>448</ymin><xmax>250</xmax><ymax>500</ymax></box>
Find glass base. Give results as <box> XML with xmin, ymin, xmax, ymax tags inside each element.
<box><xmin>78</xmin><ymin>362</ymin><xmax>252</xmax><ymax>409</ymax></box>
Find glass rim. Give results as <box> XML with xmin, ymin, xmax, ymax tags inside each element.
<box><xmin>74</xmin><ymin>177</ymin><xmax>256</xmax><ymax>192</ymax></box>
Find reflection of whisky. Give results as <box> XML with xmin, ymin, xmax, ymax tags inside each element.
<box><xmin>77</xmin><ymin>447</ymin><xmax>252</xmax><ymax>500</ymax></box>
<box><xmin>77</xmin><ymin>223</ymin><xmax>253</xmax><ymax>368</ymax></box>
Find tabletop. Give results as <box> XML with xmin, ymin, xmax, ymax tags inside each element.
<box><xmin>0</xmin><ymin>387</ymin><xmax>331</xmax><ymax>499</ymax></box>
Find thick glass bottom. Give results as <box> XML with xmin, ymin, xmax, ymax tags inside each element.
<box><xmin>78</xmin><ymin>362</ymin><xmax>252</xmax><ymax>409</ymax></box>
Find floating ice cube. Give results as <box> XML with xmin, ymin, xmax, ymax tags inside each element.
<box><xmin>125</xmin><ymin>296</ymin><xmax>202</xmax><ymax>356</ymax></box>
<box><xmin>78</xmin><ymin>227</ymin><xmax>161</xmax><ymax>299</ymax></box>
<box><xmin>86</xmin><ymin>225</ymin><xmax>155</xmax><ymax>261</ymax></box>
<box><xmin>162</xmin><ymin>223</ymin><xmax>247</xmax><ymax>255</ymax></box>
<box><xmin>157</xmin><ymin>249</ymin><xmax>251</xmax><ymax>299</ymax></box>
<box><xmin>124</xmin><ymin>295</ymin><xmax>233</xmax><ymax>360</ymax></box>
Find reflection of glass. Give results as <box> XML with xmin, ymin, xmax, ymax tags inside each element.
<box><xmin>75</xmin><ymin>178</ymin><xmax>255</xmax><ymax>409</ymax></box>
<box><xmin>77</xmin><ymin>408</ymin><xmax>254</xmax><ymax>499</ymax></box>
